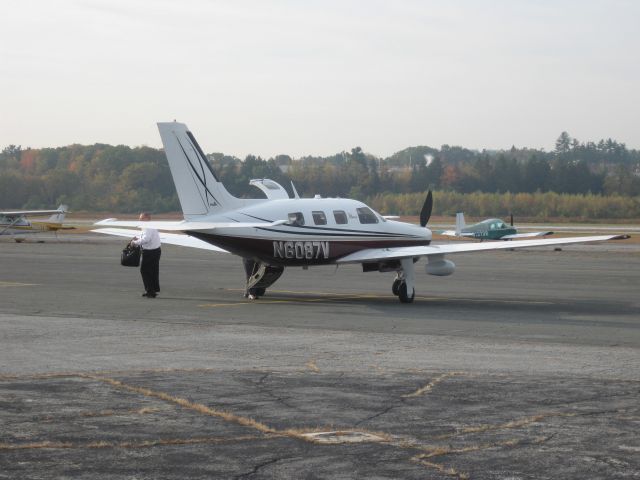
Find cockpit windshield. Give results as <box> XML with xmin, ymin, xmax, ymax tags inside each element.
<box><xmin>486</xmin><ymin>219</ymin><xmax>507</xmax><ymax>230</ymax></box>
<box><xmin>356</xmin><ymin>207</ymin><xmax>378</xmax><ymax>224</ymax></box>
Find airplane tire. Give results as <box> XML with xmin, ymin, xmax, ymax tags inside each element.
<box><xmin>398</xmin><ymin>282</ymin><xmax>415</xmax><ymax>303</ymax></box>
<box><xmin>255</xmin><ymin>287</ymin><xmax>266</xmax><ymax>297</ymax></box>
<box><xmin>392</xmin><ymin>279</ymin><xmax>401</xmax><ymax>296</ymax></box>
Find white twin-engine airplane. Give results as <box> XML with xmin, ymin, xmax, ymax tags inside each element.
<box><xmin>93</xmin><ymin>122</ymin><xmax>627</xmax><ymax>303</ymax></box>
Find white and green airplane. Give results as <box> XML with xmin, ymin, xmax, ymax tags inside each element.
<box><xmin>440</xmin><ymin>213</ymin><xmax>553</xmax><ymax>241</ymax></box>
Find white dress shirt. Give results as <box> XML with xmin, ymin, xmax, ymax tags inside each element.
<box><xmin>133</xmin><ymin>227</ymin><xmax>161</xmax><ymax>250</ymax></box>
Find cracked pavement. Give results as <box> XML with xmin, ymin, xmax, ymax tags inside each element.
<box><xmin>1</xmin><ymin>370</ymin><xmax>639</xmax><ymax>479</ymax></box>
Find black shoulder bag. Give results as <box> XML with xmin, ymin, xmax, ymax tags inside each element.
<box><xmin>121</xmin><ymin>243</ymin><xmax>141</xmax><ymax>267</ymax></box>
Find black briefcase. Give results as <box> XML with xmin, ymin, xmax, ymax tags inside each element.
<box><xmin>121</xmin><ymin>244</ymin><xmax>141</xmax><ymax>267</ymax></box>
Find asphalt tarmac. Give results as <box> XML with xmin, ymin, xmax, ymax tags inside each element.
<box><xmin>1</xmin><ymin>235</ymin><xmax>639</xmax><ymax>479</ymax></box>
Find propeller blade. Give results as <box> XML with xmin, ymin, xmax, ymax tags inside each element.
<box><xmin>510</xmin><ymin>213</ymin><xmax>514</xmax><ymax>226</ymax></box>
<box><xmin>420</xmin><ymin>190</ymin><xmax>433</xmax><ymax>227</ymax></box>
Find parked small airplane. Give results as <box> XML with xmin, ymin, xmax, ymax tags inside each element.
<box><xmin>93</xmin><ymin>122</ymin><xmax>626</xmax><ymax>303</ymax></box>
<box><xmin>0</xmin><ymin>205</ymin><xmax>72</xmax><ymax>239</ymax></box>
<box><xmin>440</xmin><ymin>212</ymin><xmax>553</xmax><ymax>240</ymax></box>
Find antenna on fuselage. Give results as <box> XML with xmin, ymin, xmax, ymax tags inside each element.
<box><xmin>290</xmin><ymin>181</ymin><xmax>300</xmax><ymax>199</ymax></box>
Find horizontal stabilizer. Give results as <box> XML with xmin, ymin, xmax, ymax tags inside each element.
<box><xmin>1</xmin><ymin>208</ymin><xmax>66</xmax><ymax>217</ymax></box>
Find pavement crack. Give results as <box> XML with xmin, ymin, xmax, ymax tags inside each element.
<box><xmin>79</xmin><ymin>374</ymin><xmax>387</xmax><ymax>446</ymax></box>
<box><xmin>0</xmin><ymin>435</ymin><xmax>266</xmax><ymax>451</ymax></box>
<box><xmin>81</xmin><ymin>374</ymin><xmax>281</xmax><ymax>435</ymax></box>
<box><xmin>38</xmin><ymin>407</ymin><xmax>162</xmax><ymax>423</ymax></box>
<box><xmin>411</xmin><ymin>435</ymin><xmax>551</xmax><ymax>479</ymax></box>
<box><xmin>354</xmin><ymin>404</ymin><xmax>398</xmax><ymax>427</ymax></box>
<box><xmin>402</xmin><ymin>372</ymin><xmax>467</xmax><ymax>398</ymax></box>
<box><xmin>253</xmin><ymin>372</ymin><xmax>297</xmax><ymax>410</ymax></box>
<box><xmin>234</xmin><ymin>458</ymin><xmax>280</xmax><ymax>479</ymax></box>
<box><xmin>436</xmin><ymin>411</ymin><xmax>576</xmax><ymax>440</ymax></box>
<box><xmin>411</xmin><ymin>457</ymin><xmax>470</xmax><ymax>479</ymax></box>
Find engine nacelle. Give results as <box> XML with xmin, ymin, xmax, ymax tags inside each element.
<box><xmin>425</xmin><ymin>257</ymin><xmax>455</xmax><ymax>276</ymax></box>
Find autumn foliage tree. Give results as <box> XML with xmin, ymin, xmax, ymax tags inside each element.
<box><xmin>1</xmin><ymin>131</ymin><xmax>638</xmax><ymax>218</ymax></box>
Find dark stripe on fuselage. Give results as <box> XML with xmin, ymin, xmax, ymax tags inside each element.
<box><xmin>241</xmin><ymin>213</ymin><xmax>415</xmax><ymax>237</ymax></box>
<box><xmin>255</xmin><ymin>226</ymin><xmax>421</xmax><ymax>238</ymax></box>
<box><xmin>188</xmin><ymin>231</ymin><xmax>430</xmax><ymax>266</ymax></box>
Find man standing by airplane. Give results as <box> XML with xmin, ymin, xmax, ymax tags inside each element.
<box><xmin>131</xmin><ymin>212</ymin><xmax>161</xmax><ymax>298</ymax></box>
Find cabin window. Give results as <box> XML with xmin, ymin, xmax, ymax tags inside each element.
<box><xmin>288</xmin><ymin>212</ymin><xmax>305</xmax><ymax>226</ymax></box>
<box><xmin>357</xmin><ymin>207</ymin><xmax>378</xmax><ymax>224</ymax></box>
<box><xmin>333</xmin><ymin>210</ymin><xmax>348</xmax><ymax>224</ymax></box>
<box><xmin>312</xmin><ymin>211</ymin><xmax>327</xmax><ymax>225</ymax></box>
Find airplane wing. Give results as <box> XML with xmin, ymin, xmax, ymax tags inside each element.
<box><xmin>91</xmin><ymin>228</ymin><xmax>228</xmax><ymax>252</ymax></box>
<box><xmin>0</xmin><ymin>209</ymin><xmax>65</xmax><ymax>217</ymax></box>
<box><xmin>94</xmin><ymin>218</ymin><xmax>287</xmax><ymax>231</ymax></box>
<box><xmin>335</xmin><ymin>234</ymin><xmax>628</xmax><ymax>264</ymax></box>
<box><xmin>501</xmin><ymin>231</ymin><xmax>554</xmax><ymax>239</ymax></box>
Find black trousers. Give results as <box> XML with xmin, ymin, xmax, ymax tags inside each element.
<box><xmin>140</xmin><ymin>247</ymin><xmax>161</xmax><ymax>294</ymax></box>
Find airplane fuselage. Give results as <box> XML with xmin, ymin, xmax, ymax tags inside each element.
<box><xmin>461</xmin><ymin>218</ymin><xmax>517</xmax><ymax>240</ymax></box>
<box><xmin>0</xmin><ymin>220</ymin><xmax>65</xmax><ymax>235</ymax></box>
<box><xmin>185</xmin><ymin>198</ymin><xmax>431</xmax><ymax>266</ymax></box>
<box><xmin>464</xmin><ymin>226</ymin><xmax>518</xmax><ymax>240</ymax></box>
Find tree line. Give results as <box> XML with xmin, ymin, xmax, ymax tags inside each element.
<box><xmin>1</xmin><ymin>132</ymin><xmax>639</xmax><ymax>219</ymax></box>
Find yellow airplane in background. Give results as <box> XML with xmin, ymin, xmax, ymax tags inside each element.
<box><xmin>0</xmin><ymin>205</ymin><xmax>73</xmax><ymax>240</ymax></box>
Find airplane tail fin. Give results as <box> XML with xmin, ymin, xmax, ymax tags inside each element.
<box><xmin>48</xmin><ymin>205</ymin><xmax>68</xmax><ymax>224</ymax></box>
<box><xmin>157</xmin><ymin>122</ymin><xmax>242</xmax><ymax>219</ymax></box>
<box><xmin>455</xmin><ymin>212</ymin><xmax>465</xmax><ymax>236</ymax></box>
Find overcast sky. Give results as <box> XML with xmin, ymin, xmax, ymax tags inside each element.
<box><xmin>1</xmin><ymin>0</ymin><xmax>638</xmax><ymax>158</ymax></box>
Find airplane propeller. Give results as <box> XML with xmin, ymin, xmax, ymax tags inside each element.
<box><xmin>419</xmin><ymin>190</ymin><xmax>433</xmax><ymax>227</ymax></box>
<box><xmin>510</xmin><ymin>213</ymin><xmax>514</xmax><ymax>227</ymax></box>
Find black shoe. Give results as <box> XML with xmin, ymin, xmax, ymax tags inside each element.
<box><xmin>142</xmin><ymin>293</ymin><xmax>148</xmax><ymax>297</ymax></box>
<box><xmin>146</xmin><ymin>292</ymin><xmax>156</xmax><ymax>298</ymax></box>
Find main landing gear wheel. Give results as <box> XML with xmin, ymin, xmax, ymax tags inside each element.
<box><xmin>398</xmin><ymin>282</ymin><xmax>415</xmax><ymax>303</ymax></box>
<box><xmin>392</xmin><ymin>278</ymin><xmax>401</xmax><ymax>296</ymax></box>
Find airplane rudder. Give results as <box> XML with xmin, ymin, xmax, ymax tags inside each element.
<box><xmin>157</xmin><ymin>122</ymin><xmax>236</xmax><ymax>217</ymax></box>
